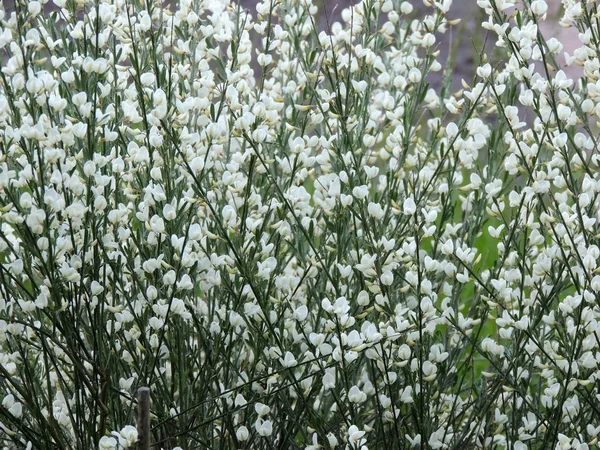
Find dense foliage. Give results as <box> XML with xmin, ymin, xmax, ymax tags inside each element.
<box><xmin>1</xmin><ymin>0</ymin><xmax>600</xmax><ymax>448</ymax></box>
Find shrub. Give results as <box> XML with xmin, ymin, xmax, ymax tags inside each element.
<box><xmin>1</xmin><ymin>0</ymin><xmax>600</xmax><ymax>448</ymax></box>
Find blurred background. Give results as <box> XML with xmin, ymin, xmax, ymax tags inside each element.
<box><xmin>2</xmin><ymin>0</ymin><xmax>580</xmax><ymax>90</ymax></box>
<box><xmin>235</xmin><ymin>0</ymin><xmax>580</xmax><ymax>90</ymax></box>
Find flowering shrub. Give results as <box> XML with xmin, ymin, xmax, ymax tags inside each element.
<box><xmin>1</xmin><ymin>0</ymin><xmax>600</xmax><ymax>448</ymax></box>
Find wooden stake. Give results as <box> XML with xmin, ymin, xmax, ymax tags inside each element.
<box><xmin>137</xmin><ymin>387</ymin><xmax>151</xmax><ymax>450</ymax></box>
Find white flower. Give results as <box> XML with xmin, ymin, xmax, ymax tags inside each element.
<box><xmin>530</xmin><ymin>0</ymin><xmax>547</xmax><ymax>16</ymax></box>
<box><xmin>113</xmin><ymin>425</ymin><xmax>137</xmax><ymax>448</ymax></box>
<box><xmin>140</xmin><ymin>73</ymin><xmax>156</xmax><ymax>86</ymax></box>
<box><xmin>99</xmin><ymin>436</ymin><xmax>117</xmax><ymax>450</ymax></box>
<box><xmin>255</xmin><ymin>403</ymin><xmax>270</xmax><ymax>417</ymax></box>
<box><xmin>257</xmin><ymin>257</ymin><xmax>277</xmax><ymax>280</ymax></box>
<box><xmin>403</xmin><ymin>197</ymin><xmax>416</xmax><ymax>215</ymax></box>
<box><xmin>355</xmin><ymin>254</ymin><xmax>377</xmax><ymax>278</ymax></box>
<box><xmin>188</xmin><ymin>224</ymin><xmax>202</xmax><ymax>241</ymax></box>
<box><xmin>257</xmin><ymin>53</ymin><xmax>272</xmax><ymax>67</ymax></box>
<box><xmin>236</xmin><ymin>426</ymin><xmax>249</xmax><ymax>441</ymax></box>
<box><xmin>190</xmin><ymin>157</ymin><xmax>205</xmax><ymax>174</ymax></box>
<box><xmin>446</xmin><ymin>122</ymin><xmax>459</xmax><ymax>139</ymax></box>
<box><xmin>364</xmin><ymin>166</ymin><xmax>379</xmax><ymax>179</ymax></box>
<box><xmin>0</xmin><ymin>28</ymin><xmax>12</xmax><ymax>49</ymax></box>
<box><xmin>149</xmin><ymin>215</ymin><xmax>165</xmax><ymax>234</ymax></box>
<box><xmin>422</xmin><ymin>361</ymin><xmax>438</xmax><ymax>381</ymax></box>
<box><xmin>177</xmin><ymin>274</ymin><xmax>194</xmax><ymax>290</ymax></box>
<box><xmin>400</xmin><ymin>1</ymin><xmax>413</xmax><ymax>14</ymax></box>
<box><xmin>28</xmin><ymin>1</ymin><xmax>41</xmax><ymax>16</ymax></box>
<box><xmin>347</xmin><ymin>425</ymin><xmax>366</xmax><ymax>447</ymax></box>
<box><xmin>422</xmin><ymin>33</ymin><xmax>436</xmax><ymax>48</ymax></box>
<box><xmin>408</xmin><ymin>68</ymin><xmax>422</xmax><ymax>83</ymax></box>
<box><xmin>348</xmin><ymin>386</ymin><xmax>367</xmax><ymax>403</ymax></box>
<box><xmin>357</xmin><ymin>291</ymin><xmax>370</xmax><ymax>306</ymax></box>
<box><xmin>400</xmin><ymin>386</ymin><xmax>414</xmax><ymax>404</ymax></box>
<box><xmin>256</xmin><ymin>418</ymin><xmax>273</xmax><ymax>437</ymax></box>
<box><xmin>2</xmin><ymin>394</ymin><xmax>22</xmax><ymax>418</ymax></box>
<box><xmin>368</xmin><ymin>202</ymin><xmax>384</xmax><ymax>219</ymax></box>
<box><xmin>351</xmin><ymin>80</ymin><xmax>368</xmax><ymax>93</ymax></box>
<box><xmin>352</xmin><ymin>185</ymin><xmax>369</xmax><ymax>200</ymax></box>
<box><xmin>381</xmin><ymin>270</ymin><xmax>394</xmax><ymax>286</ymax></box>
<box><xmin>61</xmin><ymin>264</ymin><xmax>81</xmax><ymax>283</ymax></box>
<box><xmin>504</xmin><ymin>106</ymin><xmax>525</xmax><ymax>129</ymax></box>
<box><xmin>163</xmin><ymin>270</ymin><xmax>176</xmax><ymax>286</ymax></box>
<box><xmin>163</xmin><ymin>204</ymin><xmax>177</xmax><ymax>221</ymax></box>
<box><xmin>282</xmin><ymin>351</ymin><xmax>297</xmax><ymax>367</ymax></box>
<box><xmin>26</xmin><ymin>207</ymin><xmax>46</xmax><ymax>234</ymax></box>
<box><xmin>293</xmin><ymin>305</ymin><xmax>308</xmax><ymax>321</ymax></box>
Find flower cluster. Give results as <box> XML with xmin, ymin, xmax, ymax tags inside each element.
<box><xmin>1</xmin><ymin>0</ymin><xmax>599</xmax><ymax>449</ymax></box>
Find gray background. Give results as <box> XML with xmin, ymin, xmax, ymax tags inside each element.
<box><xmin>3</xmin><ymin>0</ymin><xmax>579</xmax><ymax>87</ymax></box>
